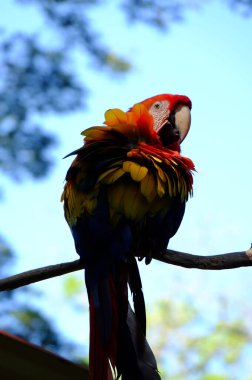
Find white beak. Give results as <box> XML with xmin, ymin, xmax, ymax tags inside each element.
<box><xmin>175</xmin><ymin>105</ymin><xmax>191</xmax><ymax>142</ymax></box>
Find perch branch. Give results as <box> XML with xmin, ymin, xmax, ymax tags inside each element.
<box><xmin>0</xmin><ymin>247</ymin><xmax>252</xmax><ymax>292</ymax></box>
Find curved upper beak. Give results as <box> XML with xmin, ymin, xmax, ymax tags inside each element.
<box><xmin>175</xmin><ymin>105</ymin><xmax>191</xmax><ymax>143</ymax></box>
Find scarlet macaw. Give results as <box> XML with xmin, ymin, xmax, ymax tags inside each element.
<box><xmin>61</xmin><ymin>94</ymin><xmax>195</xmax><ymax>380</ymax></box>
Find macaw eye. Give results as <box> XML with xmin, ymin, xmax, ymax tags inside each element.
<box><xmin>153</xmin><ymin>102</ymin><xmax>161</xmax><ymax>109</ymax></box>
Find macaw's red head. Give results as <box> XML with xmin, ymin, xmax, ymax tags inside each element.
<box><xmin>138</xmin><ymin>94</ymin><xmax>192</xmax><ymax>147</ymax></box>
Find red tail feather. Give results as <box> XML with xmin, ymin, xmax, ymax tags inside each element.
<box><xmin>88</xmin><ymin>268</ymin><xmax>126</xmax><ymax>380</ymax></box>
<box><xmin>89</xmin><ymin>296</ymin><xmax>114</xmax><ymax>380</ymax></box>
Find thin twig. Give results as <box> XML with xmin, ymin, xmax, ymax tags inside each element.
<box><xmin>0</xmin><ymin>247</ymin><xmax>252</xmax><ymax>292</ymax></box>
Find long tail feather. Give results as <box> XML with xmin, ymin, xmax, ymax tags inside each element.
<box><xmin>117</xmin><ymin>305</ymin><xmax>161</xmax><ymax>380</ymax></box>
<box><xmin>89</xmin><ymin>295</ymin><xmax>114</xmax><ymax>380</ymax></box>
<box><xmin>128</xmin><ymin>256</ymin><xmax>146</xmax><ymax>336</ymax></box>
<box><xmin>86</xmin><ymin>258</ymin><xmax>160</xmax><ymax>380</ymax></box>
<box><xmin>86</xmin><ymin>264</ymin><xmax>118</xmax><ymax>380</ymax></box>
<box><xmin>117</xmin><ymin>258</ymin><xmax>160</xmax><ymax>380</ymax></box>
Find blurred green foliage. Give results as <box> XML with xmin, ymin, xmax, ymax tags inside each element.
<box><xmin>147</xmin><ymin>298</ymin><xmax>252</xmax><ymax>379</ymax></box>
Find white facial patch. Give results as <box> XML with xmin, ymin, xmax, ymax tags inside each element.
<box><xmin>148</xmin><ymin>100</ymin><xmax>170</xmax><ymax>132</ymax></box>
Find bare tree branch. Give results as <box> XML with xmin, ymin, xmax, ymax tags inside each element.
<box><xmin>0</xmin><ymin>247</ymin><xmax>252</xmax><ymax>292</ymax></box>
<box><xmin>153</xmin><ymin>247</ymin><xmax>252</xmax><ymax>269</ymax></box>
<box><xmin>0</xmin><ymin>260</ymin><xmax>84</xmax><ymax>292</ymax></box>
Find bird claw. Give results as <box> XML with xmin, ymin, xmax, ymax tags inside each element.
<box><xmin>137</xmin><ymin>251</ymin><xmax>152</xmax><ymax>264</ymax></box>
<box><xmin>145</xmin><ymin>251</ymin><xmax>152</xmax><ymax>265</ymax></box>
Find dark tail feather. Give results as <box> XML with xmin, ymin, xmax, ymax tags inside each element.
<box><xmin>128</xmin><ymin>256</ymin><xmax>146</xmax><ymax>335</ymax></box>
<box><xmin>117</xmin><ymin>305</ymin><xmax>161</xmax><ymax>380</ymax></box>
<box><xmin>117</xmin><ymin>257</ymin><xmax>160</xmax><ymax>380</ymax></box>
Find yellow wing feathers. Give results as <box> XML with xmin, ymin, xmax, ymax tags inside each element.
<box><xmin>62</xmin><ymin>149</ymin><xmax>192</xmax><ymax>226</ymax></box>
<box><xmin>61</xmin><ymin>181</ymin><xmax>98</xmax><ymax>226</ymax></box>
<box><xmin>122</xmin><ymin>161</ymin><xmax>148</xmax><ymax>182</ymax></box>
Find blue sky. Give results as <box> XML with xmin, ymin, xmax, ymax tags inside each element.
<box><xmin>0</xmin><ymin>0</ymin><xmax>252</xmax><ymax>358</ymax></box>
